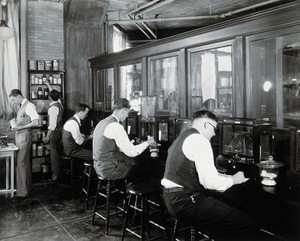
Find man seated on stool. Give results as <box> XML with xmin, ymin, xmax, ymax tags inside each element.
<box><xmin>162</xmin><ymin>110</ymin><xmax>263</xmax><ymax>241</ymax></box>
<box><xmin>62</xmin><ymin>103</ymin><xmax>92</xmax><ymax>161</ymax></box>
<box><xmin>93</xmin><ymin>98</ymin><xmax>154</xmax><ymax>181</ymax></box>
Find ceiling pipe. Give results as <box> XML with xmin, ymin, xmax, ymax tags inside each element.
<box><xmin>108</xmin><ymin>15</ymin><xmax>219</xmax><ymax>25</ymax></box>
<box><xmin>140</xmin><ymin>21</ymin><xmax>157</xmax><ymax>39</ymax></box>
<box><xmin>108</xmin><ymin>0</ymin><xmax>283</xmax><ymax>25</ymax></box>
<box><xmin>219</xmin><ymin>0</ymin><xmax>281</xmax><ymax>18</ymax></box>
<box><xmin>134</xmin><ymin>22</ymin><xmax>152</xmax><ymax>39</ymax></box>
<box><xmin>128</xmin><ymin>14</ymin><xmax>151</xmax><ymax>39</ymax></box>
<box><xmin>127</xmin><ymin>0</ymin><xmax>160</xmax><ymax>16</ymax></box>
<box><xmin>134</xmin><ymin>0</ymin><xmax>175</xmax><ymax>16</ymax></box>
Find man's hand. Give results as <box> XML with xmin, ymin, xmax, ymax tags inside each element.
<box><xmin>146</xmin><ymin>136</ymin><xmax>155</xmax><ymax>145</ymax></box>
<box><xmin>44</xmin><ymin>136</ymin><xmax>50</xmax><ymax>144</ymax></box>
<box><xmin>232</xmin><ymin>171</ymin><xmax>248</xmax><ymax>185</ymax></box>
<box><xmin>43</xmin><ymin>79</ymin><xmax>51</xmax><ymax>86</ymax></box>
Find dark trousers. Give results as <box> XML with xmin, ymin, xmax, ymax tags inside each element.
<box><xmin>69</xmin><ymin>147</ymin><xmax>92</xmax><ymax>161</ymax></box>
<box><xmin>163</xmin><ymin>190</ymin><xmax>262</xmax><ymax>241</ymax></box>
<box><xmin>49</xmin><ymin>130</ymin><xmax>62</xmax><ymax>179</ymax></box>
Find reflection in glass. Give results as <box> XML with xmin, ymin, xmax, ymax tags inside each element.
<box><xmin>120</xmin><ymin>63</ymin><xmax>142</xmax><ymax>113</ymax></box>
<box><xmin>250</xmin><ymin>32</ymin><xmax>300</xmax><ymax>128</ymax></box>
<box><xmin>158</xmin><ymin>122</ymin><xmax>168</xmax><ymax>141</ymax></box>
<box><xmin>223</xmin><ymin>125</ymin><xmax>253</xmax><ymax>157</ymax></box>
<box><xmin>95</xmin><ymin>68</ymin><xmax>114</xmax><ymax>111</ymax></box>
<box><xmin>190</xmin><ymin>46</ymin><xmax>232</xmax><ymax>116</ymax></box>
<box><xmin>149</xmin><ymin>56</ymin><xmax>179</xmax><ymax>116</ymax></box>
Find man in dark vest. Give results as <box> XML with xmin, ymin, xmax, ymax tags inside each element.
<box><xmin>43</xmin><ymin>80</ymin><xmax>64</xmax><ymax>181</ymax></box>
<box><xmin>9</xmin><ymin>89</ymin><xmax>39</xmax><ymax>197</ymax></box>
<box><xmin>93</xmin><ymin>98</ymin><xmax>154</xmax><ymax>180</ymax></box>
<box><xmin>62</xmin><ymin>103</ymin><xmax>92</xmax><ymax>161</ymax></box>
<box><xmin>162</xmin><ymin>110</ymin><xmax>262</xmax><ymax>241</ymax></box>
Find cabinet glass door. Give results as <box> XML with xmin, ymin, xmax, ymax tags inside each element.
<box><xmin>249</xmin><ymin>32</ymin><xmax>300</xmax><ymax>128</ymax></box>
<box><xmin>119</xmin><ymin>62</ymin><xmax>143</xmax><ymax>113</ymax></box>
<box><xmin>94</xmin><ymin>68</ymin><xmax>114</xmax><ymax>111</ymax></box>
<box><xmin>189</xmin><ymin>45</ymin><xmax>233</xmax><ymax>117</ymax></box>
<box><xmin>148</xmin><ymin>54</ymin><xmax>179</xmax><ymax>116</ymax></box>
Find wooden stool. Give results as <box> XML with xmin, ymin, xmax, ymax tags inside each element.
<box><xmin>172</xmin><ymin>219</ymin><xmax>213</xmax><ymax>241</ymax></box>
<box><xmin>80</xmin><ymin>161</ymin><xmax>97</xmax><ymax>209</ymax></box>
<box><xmin>91</xmin><ymin>176</ymin><xmax>126</xmax><ymax>235</ymax></box>
<box><xmin>60</xmin><ymin>155</ymin><xmax>75</xmax><ymax>189</ymax></box>
<box><xmin>121</xmin><ymin>182</ymin><xmax>170</xmax><ymax>241</ymax></box>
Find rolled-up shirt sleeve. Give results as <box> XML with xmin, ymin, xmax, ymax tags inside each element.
<box><xmin>183</xmin><ymin>133</ymin><xmax>234</xmax><ymax>192</ymax></box>
<box><xmin>104</xmin><ymin>122</ymin><xmax>148</xmax><ymax>157</ymax></box>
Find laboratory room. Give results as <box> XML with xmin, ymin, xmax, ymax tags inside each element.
<box><xmin>0</xmin><ymin>0</ymin><xmax>299</xmax><ymax>240</ymax></box>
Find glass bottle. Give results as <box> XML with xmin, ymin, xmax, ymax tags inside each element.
<box><xmin>48</xmin><ymin>75</ymin><xmax>53</xmax><ymax>84</ymax></box>
<box><xmin>44</xmin><ymin>88</ymin><xmax>49</xmax><ymax>99</ymax></box>
<box><xmin>42</xmin><ymin>116</ymin><xmax>47</xmax><ymax>128</ymax></box>
<box><xmin>42</xmin><ymin>74</ymin><xmax>47</xmax><ymax>83</ymax></box>
<box><xmin>37</xmin><ymin>87</ymin><xmax>43</xmax><ymax>99</ymax></box>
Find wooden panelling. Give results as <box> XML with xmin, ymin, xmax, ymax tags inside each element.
<box><xmin>64</xmin><ymin>0</ymin><xmax>108</xmax><ymax>115</ymax></box>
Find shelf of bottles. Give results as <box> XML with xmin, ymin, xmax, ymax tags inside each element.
<box><xmin>28</xmin><ymin>60</ymin><xmax>64</xmax><ymax>176</ymax></box>
<box><xmin>29</xmin><ymin>73</ymin><xmax>63</xmax><ymax>100</ymax></box>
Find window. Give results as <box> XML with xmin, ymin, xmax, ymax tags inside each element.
<box><xmin>113</xmin><ymin>26</ymin><xmax>125</xmax><ymax>52</ymax></box>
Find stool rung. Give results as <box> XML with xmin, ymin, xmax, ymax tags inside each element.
<box><xmin>95</xmin><ymin>208</ymin><xmax>124</xmax><ymax>220</ymax></box>
<box><xmin>149</xmin><ymin>220</ymin><xmax>166</xmax><ymax>230</ymax></box>
<box><xmin>125</xmin><ymin>227</ymin><xmax>142</xmax><ymax>239</ymax></box>
<box><xmin>128</xmin><ymin>204</ymin><xmax>143</xmax><ymax>212</ymax></box>
<box><xmin>147</xmin><ymin>199</ymin><xmax>160</xmax><ymax>207</ymax></box>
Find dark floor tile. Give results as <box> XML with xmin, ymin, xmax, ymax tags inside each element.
<box><xmin>62</xmin><ymin>216</ymin><xmax>142</xmax><ymax>241</ymax></box>
<box><xmin>0</xmin><ymin>199</ymin><xmax>57</xmax><ymax>238</ymax></box>
<box><xmin>41</xmin><ymin>198</ymin><xmax>92</xmax><ymax>224</ymax></box>
<box><xmin>1</xmin><ymin>225</ymin><xmax>73</xmax><ymax>241</ymax></box>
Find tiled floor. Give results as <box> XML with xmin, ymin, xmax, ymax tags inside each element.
<box><xmin>0</xmin><ymin>182</ymin><xmax>170</xmax><ymax>241</ymax></box>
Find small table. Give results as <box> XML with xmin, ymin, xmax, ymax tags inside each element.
<box><xmin>0</xmin><ymin>143</ymin><xmax>18</xmax><ymax>197</ymax></box>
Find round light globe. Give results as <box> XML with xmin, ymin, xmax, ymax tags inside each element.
<box><xmin>263</xmin><ymin>80</ymin><xmax>272</xmax><ymax>92</ymax></box>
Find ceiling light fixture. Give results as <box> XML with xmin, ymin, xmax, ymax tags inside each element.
<box><xmin>0</xmin><ymin>0</ymin><xmax>14</xmax><ymax>40</ymax></box>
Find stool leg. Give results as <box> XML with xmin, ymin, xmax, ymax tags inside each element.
<box><xmin>80</xmin><ymin>166</ymin><xmax>87</xmax><ymax>203</ymax></box>
<box><xmin>172</xmin><ymin>219</ymin><xmax>179</xmax><ymax>241</ymax></box>
<box><xmin>91</xmin><ymin>179</ymin><xmax>101</xmax><ymax>224</ymax></box>
<box><xmin>105</xmin><ymin>180</ymin><xmax>111</xmax><ymax>235</ymax></box>
<box><xmin>191</xmin><ymin>227</ymin><xmax>196</xmax><ymax>241</ymax></box>
<box><xmin>70</xmin><ymin>158</ymin><xmax>74</xmax><ymax>196</ymax></box>
<box><xmin>158</xmin><ymin>196</ymin><xmax>171</xmax><ymax>240</ymax></box>
<box><xmin>122</xmin><ymin>194</ymin><xmax>133</xmax><ymax>241</ymax></box>
<box><xmin>141</xmin><ymin>195</ymin><xmax>146</xmax><ymax>241</ymax></box>
<box><xmin>85</xmin><ymin>166</ymin><xmax>92</xmax><ymax>209</ymax></box>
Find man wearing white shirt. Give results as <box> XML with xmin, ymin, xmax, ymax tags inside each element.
<box><xmin>62</xmin><ymin>103</ymin><xmax>92</xmax><ymax>161</ymax></box>
<box><xmin>93</xmin><ymin>98</ymin><xmax>154</xmax><ymax>180</ymax></box>
<box><xmin>162</xmin><ymin>110</ymin><xmax>261</xmax><ymax>241</ymax></box>
<box><xmin>9</xmin><ymin>89</ymin><xmax>39</xmax><ymax>197</ymax></box>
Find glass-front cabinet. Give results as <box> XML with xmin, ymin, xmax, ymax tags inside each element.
<box><xmin>119</xmin><ymin>61</ymin><xmax>143</xmax><ymax>113</ymax></box>
<box><xmin>188</xmin><ymin>42</ymin><xmax>233</xmax><ymax>117</ymax></box>
<box><xmin>94</xmin><ymin>67</ymin><xmax>114</xmax><ymax>111</ymax></box>
<box><xmin>248</xmin><ymin>29</ymin><xmax>300</xmax><ymax>129</ymax></box>
<box><xmin>147</xmin><ymin>53</ymin><xmax>179</xmax><ymax>117</ymax></box>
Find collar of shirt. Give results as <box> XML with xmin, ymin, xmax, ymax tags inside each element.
<box><xmin>49</xmin><ymin>100</ymin><xmax>62</xmax><ymax>107</ymax></box>
<box><xmin>111</xmin><ymin>114</ymin><xmax>119</xmax><ymax>123</ymax></box>
<box><xmin>74</xmin><ymin>114</ymin><xmax>81</xmax><ymax>126</ymax></box>
<box><xmin>20</xmin><ymin>98</ymin><xmax>27</xmax><ymax>107</ymax></box>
